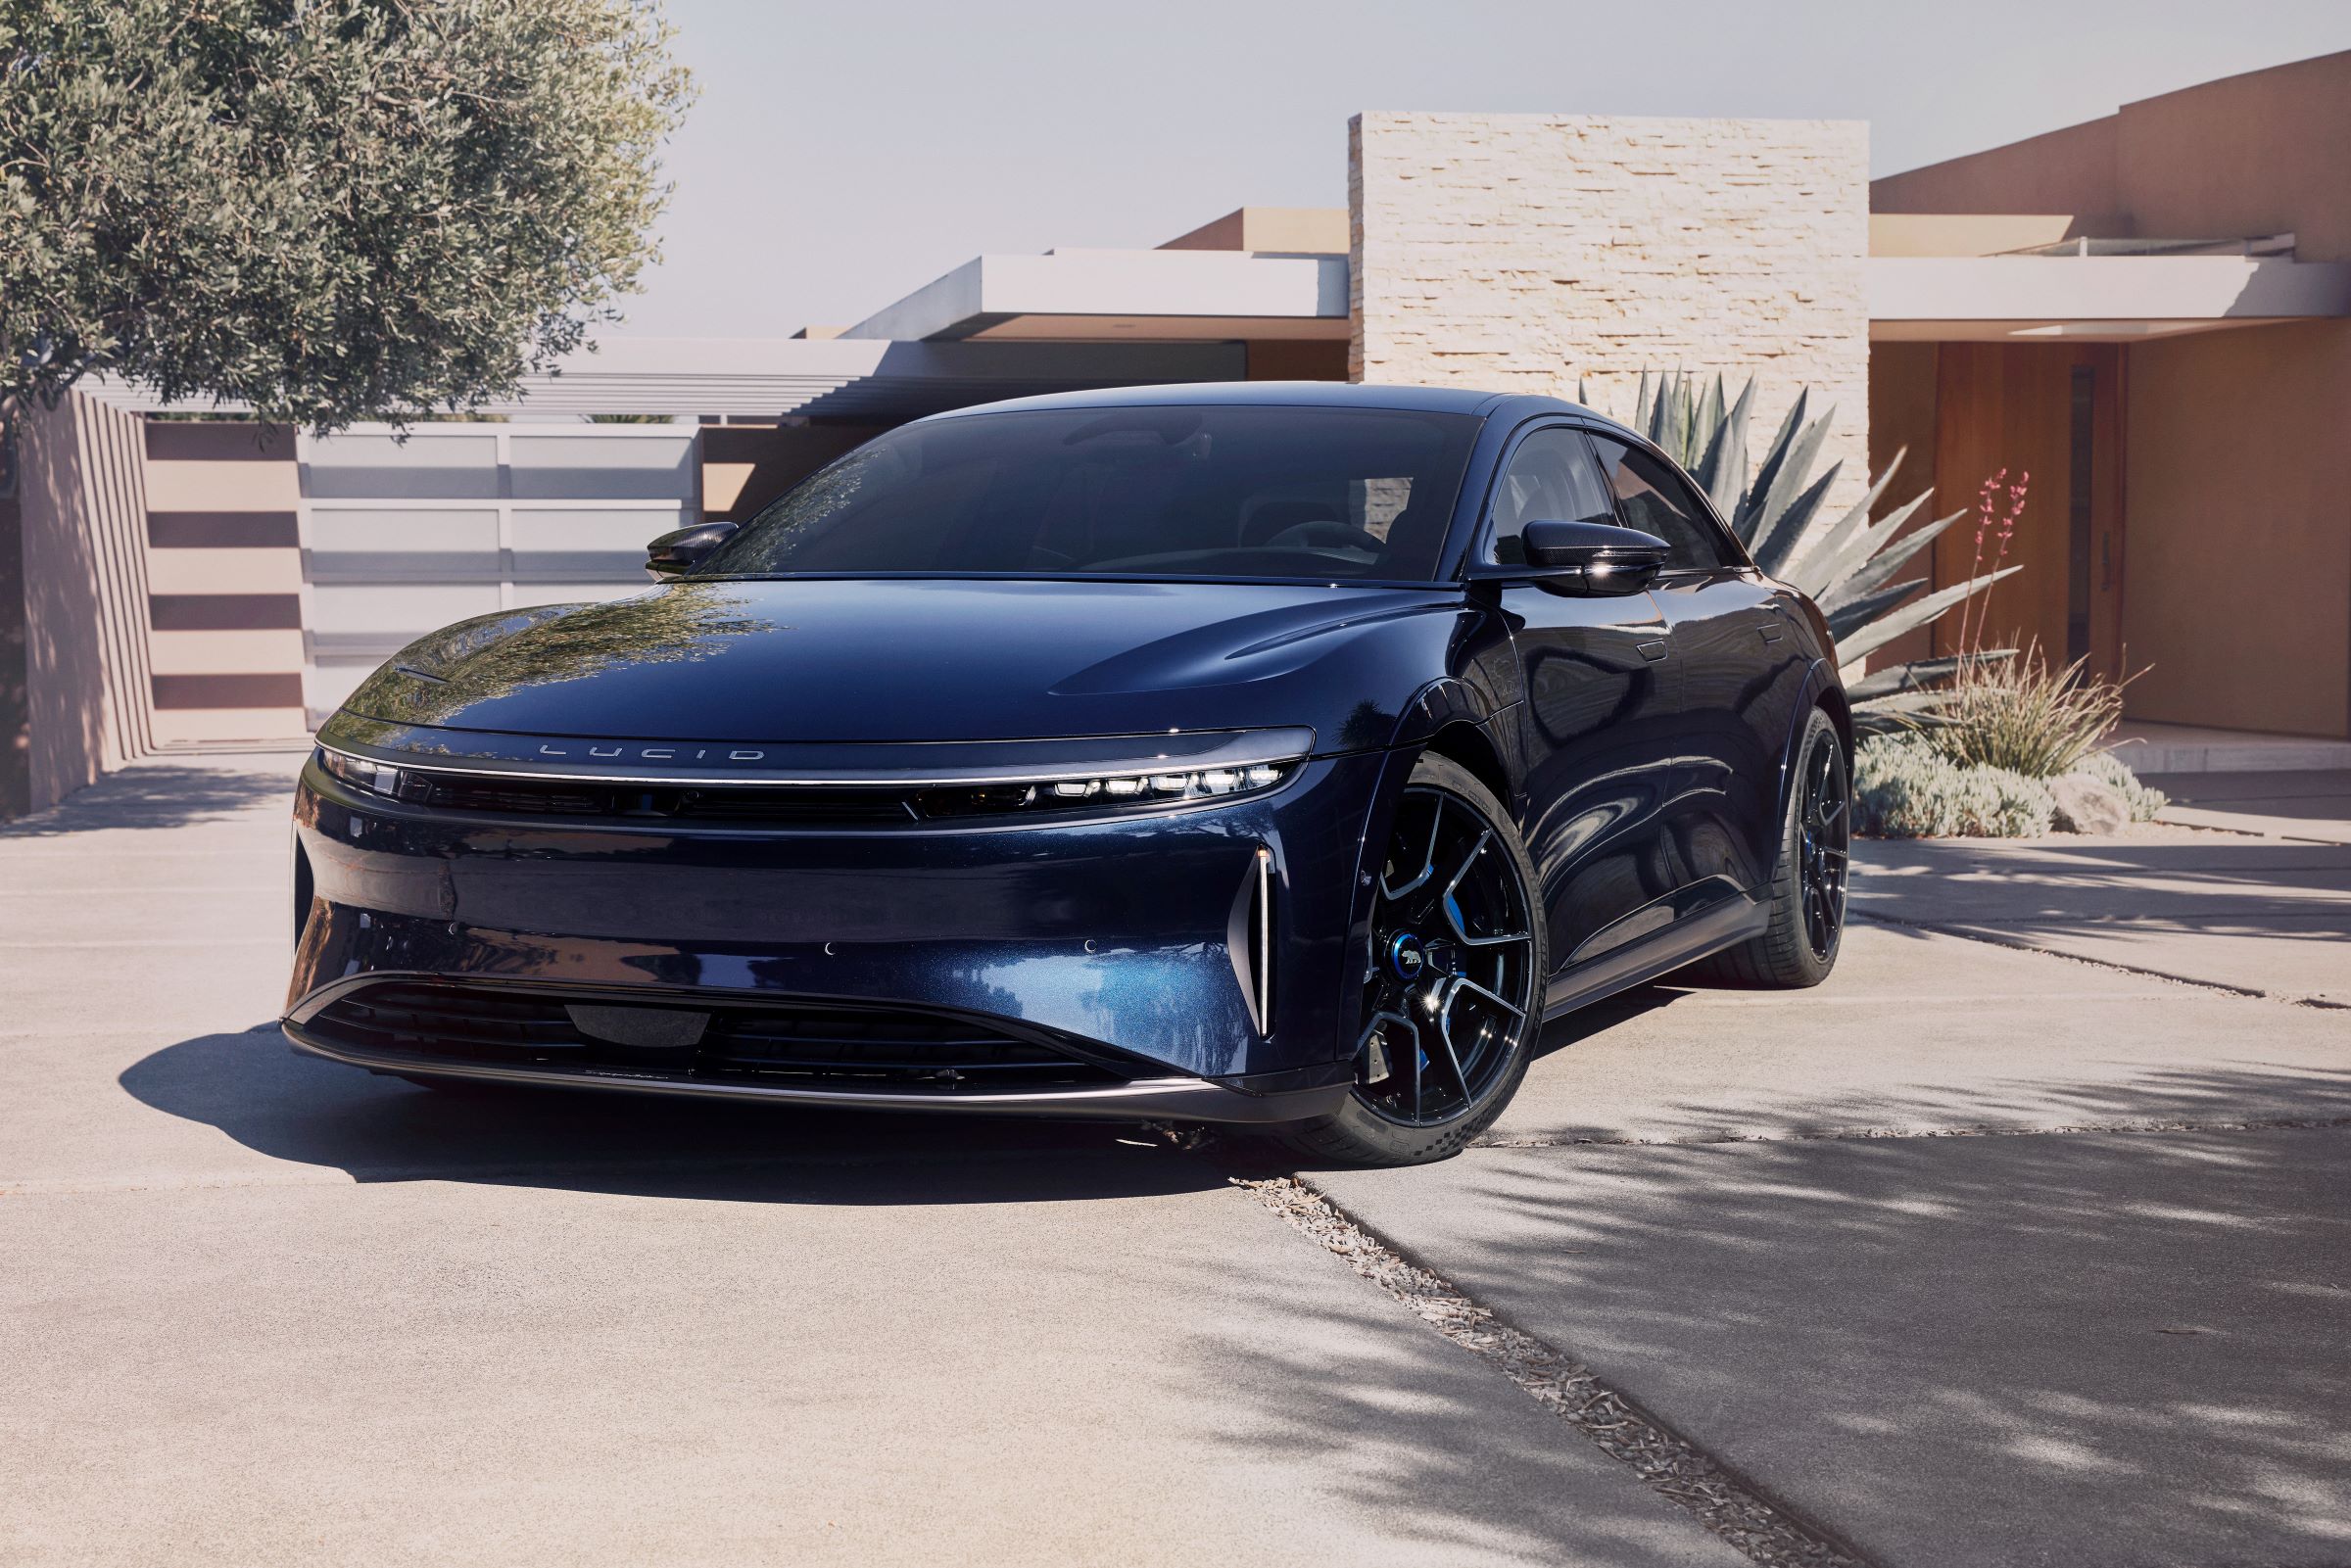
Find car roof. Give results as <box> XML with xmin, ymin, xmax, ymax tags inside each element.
<box><xmin>920</xmin><ymin>381</ymin><xmax>1588</xmax><ymax>422</ymax></box>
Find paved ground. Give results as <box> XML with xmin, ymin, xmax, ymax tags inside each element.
<box><xmin>6</xmin><ymin>757</ymin><xmax>2348</xmax><ymax>1566</ymax></box>
<box><xmin>2149</xmin><ymin>769</ymin><xmax>2351</xmax><ymax>847</ymax></box>
<box><xmin>1847</xmin><ymin>777</ymin><xmax>2351</xmax><ymax>1007</ymax></box>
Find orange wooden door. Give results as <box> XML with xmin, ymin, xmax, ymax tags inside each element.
<box><xmin>1930</xmin><ymin>343</ymin><xmax>2126</xmax><ymax>679</ymax></box>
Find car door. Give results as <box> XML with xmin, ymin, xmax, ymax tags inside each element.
<box><xmin>1587</xmin><ymin>432</ymin><xmax>1809</xmax><ymax>895</ymax></box>
<box><xmin>1477</xmin><ymin>423</ymin><xmax>1685</xmax><ymax>975</ymax></box>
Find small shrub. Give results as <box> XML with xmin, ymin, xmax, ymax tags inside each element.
<box><xmin>1855</xmin><ymin>733</ymin><xmax>2055</xmax><ymax>838</ymax></box>
<box><xmin>2072</xmin><ymin>749</ymin><xmax>2169</xmax><ymax>821</ymax></box>
<box><xmin>1920</xmin><ymin>644</ymin><xmax>2128</xmax><ymax>779</ymax></box>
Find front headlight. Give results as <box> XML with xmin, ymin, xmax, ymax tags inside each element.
<box><xmin>316</xmin><ymin>746</ymin><xmax>408</xmax><ymax>799</ymax></box>
<box><xmin>913</xmin><ymin>762</ymin><xmax>1293</xmax><ymax>819</ymax></box>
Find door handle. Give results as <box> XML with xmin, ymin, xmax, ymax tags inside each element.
<box><xmin>1637</xmin><ymin>640</ymin><xmax>1669</xmax><ymax>663</ymax></box>
<box><xmin>1758</xmin><ymin>621</ymin><xmax>1785</xmax><ymax>644</ymax></box>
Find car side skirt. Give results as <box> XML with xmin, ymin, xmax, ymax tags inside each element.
<box><xmin>1541</xmin><ymin>892</ymin><xmax>1769</xmax><ymax>1020</ymax></box>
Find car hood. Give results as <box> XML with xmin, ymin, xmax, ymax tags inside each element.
<box><xmin>337</xmin><ymin>577</ymin><xmax>1474</xmax><ymax>753</ymax></box>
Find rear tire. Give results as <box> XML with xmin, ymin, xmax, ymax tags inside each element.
<box><xmin>1274</xmin><ymin>753</ymin><xmax>1547</xmax><ymax>1166</ymax></box>
<box><xmin>1685</xmin><ymin>706</ymin><xmax>1847</xmax><ymax>989</ymax></box>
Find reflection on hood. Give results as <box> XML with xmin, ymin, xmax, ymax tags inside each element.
<box><xmin>344</xmin><ymin>585</ymin><xmax>771</xmax><ymax>727</ymax></box>
<box><xmin>334</xmin><ymin>576</ymin><xmax>1487</xmax><ymax>749</ymax></box>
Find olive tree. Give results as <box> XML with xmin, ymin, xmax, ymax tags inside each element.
<box><xmin>0</xmin><ymin>0</ymin><xmax>692</xmax><ymax>430</ymax></box>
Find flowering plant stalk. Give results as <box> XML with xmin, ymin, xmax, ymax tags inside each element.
<box><xmin>1954</xmin><ymin>469</ymin><xmax>2031</xmax><ymax>663</ymax></box>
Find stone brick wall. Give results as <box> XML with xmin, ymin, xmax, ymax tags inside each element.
<box><xmin>1350</xmin><ymin>112</ymin><xmax>1871</xmax><ymax>517</ymax></box>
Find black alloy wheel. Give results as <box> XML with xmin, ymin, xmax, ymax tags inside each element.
<box><xmin>1682</xmin><ymin>705</ymin><xmax>1848</xmax><ymax>989</ymax></box>
<box><xmin>1276</xmin><ymin>753</ymin><xmax>1547</xmax><ymax>1165</ymax></box>
<box><xmin>1797</xmin><ymin>721</ymin><xmax>1850</xmax><ymax>961</ymax></box>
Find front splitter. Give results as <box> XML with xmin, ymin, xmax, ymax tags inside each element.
<box><xmin>283</xmin><ymin>1022</ymin><xmax>1350</xmax><ymax>1125</ymax></box>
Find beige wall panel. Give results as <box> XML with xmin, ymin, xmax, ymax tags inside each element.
<box><xmin>150</xmin><ymin>707</ymin><xmax>311</xmax><ymax>746</ymax></box>
<box><xmin>2122</xmin><ymin>320</ymin><xmax>2351</xmax><ymax>737</ymax></box>
<box><xmin>702</xmin><ymin>462</ymin><xmax>755</xmax><ymax>514</ymax></box>
<box><xmin>1351</xmin><ymin>112</ymin><xmax>1872</xmax><ymax>517</ymax></box>
<box><xmin>144</xmin><ymin>546</ymin><xmax>304</xmax><ymax>595</ymax></box>
<box><xmin>141</xmin><ymin>457</ymin><xmax>301</xmax><ymax>513</ymax></box>
<box><xmin>148</xmin><ymin>629</ymin><xmax>307</xmax><ymax>676</ymax></box>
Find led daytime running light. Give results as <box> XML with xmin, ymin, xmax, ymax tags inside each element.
<box><xmin>914</xmin><ymin>762</ymin><xmax>1294</xmax><ymax>818</ymax></box>
<box><xmin>317</xmin><ymin>745</ymin><xmax>1300</xmax><ymax>818</ymax></box>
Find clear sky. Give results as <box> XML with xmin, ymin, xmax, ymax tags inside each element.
<box><xmin>613</xmin><ymin>0</ymin><xmax>2351</xmax><ymax>341</ymax></box>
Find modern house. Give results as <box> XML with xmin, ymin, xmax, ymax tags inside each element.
<box><xmin>6</xmin><ymin>49</ymin><xmax>2348</xmax><ymax>815</ymax></box>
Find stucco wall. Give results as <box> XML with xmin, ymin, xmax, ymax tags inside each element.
<box><xmin>1869</xmin><ymin>117</ymin><xmax>2121</xmax><ymax>217</ymax></box>
<box><xmin>2123</xmin><ymin>320</ymin><xmax>2351</xmax><ymax>738</ymax></box>
<box><xmin>2114</xmin><ymin>52</ymin><xmax>2351</xmax><ymax>262</ymax></box>
<box><xmin>1350</xmin><ymin>111</ymin><xmax>1872</xmax><ymax>516</ymax></box>
<box><xmin>17</xmin><ymin>394</ymin><xmax>157</xmax><ymax>811</ymax></box>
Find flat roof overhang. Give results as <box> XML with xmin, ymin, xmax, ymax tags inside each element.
<box><xmin>1868</xmin><ymin>255</ymin><xmax>2351</xmax><ymax>343</ymax></box>
<box><xmin>842</xmin><ymin>249</ymin><xmax>1350</xmax><ymax>344</ymax></box>
<box><xmin>80</xmin><ymin>338</ymin><xmax>1250</xmax><ymax>421</ymax></box>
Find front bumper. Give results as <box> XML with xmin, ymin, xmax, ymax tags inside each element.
<box><xmin>283</xmin><ymin>1012</ymin><xmax>1348</xmax><ymax>1123</ymax></box>
<box><xmin>287</xmin><ymin>743</ymin><xmax>1393</xmax><ymax>1118</ymax></box>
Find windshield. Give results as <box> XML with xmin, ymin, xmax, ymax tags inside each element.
<box><xmin>701</xmin><ymin>404</ymin><xmax>1482</xmax><ymax>582</ymax></box>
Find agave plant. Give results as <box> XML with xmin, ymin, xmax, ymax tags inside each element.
<box><xmin>1591</xmin><ymin>369</ymin><xmax>2018</xmax><ymax>729</ymax></box>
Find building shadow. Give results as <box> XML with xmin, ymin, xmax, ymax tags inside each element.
<box><xmin>2142</xmin><ymin>769</ymin><xmax>2351</xmax><ymax>825</ymax></box>
<box><xmin>1</xmin><ymin>760</ymin><xmax>298</xmax><ymax>836</ymax></box>
<box><xmin>117</xmin><ymin>1024</ymin><xmax>1223</xmax><ymax>1207</ymax></box>
<box><xmin>1850</xmin><ymin>835</ymin><xmax>2351</xmax><ymax>951</ymax></box>
<box><xmin>1246</xmin><ymin>1069</ymin><xmax>2351</xmax><ymax>1566</ymax></box>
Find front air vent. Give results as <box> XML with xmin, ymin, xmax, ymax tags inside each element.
<box><xmin>304</xmin><ymin>981</ymin><xmax>1134</xmax><ymax>1093</ymax></box>
<box><xmin>1226</xmin><ymin>846</ymin><xmax>1274</xmax><ymax>1036</ymax></box>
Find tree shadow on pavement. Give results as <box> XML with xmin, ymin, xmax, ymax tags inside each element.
<box><xmin>1284</xmin><ymin>1071</ymin><xmax>2351</xmax><ymax>1568</ymax></box>
<box><xmin>1157</xmin><ymin>1267</ymin><xmax>1743</xmax><ymax>1567</ymax></box>
<box><xmin>118</xmin><ymin>1024</ymin><xmax>1223</xmax><ymax>1206</ymax></box>
<box><xmin>1</xmin><ymin>762</ymin><xmax>298</xmax><ymax>836</ymax></box>
<box><xmin>1850</xmin><ymin>835</ymin><xmax>2351</xmax><ymax>950</ymax></box>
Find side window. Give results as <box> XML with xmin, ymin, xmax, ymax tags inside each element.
<box><xmin>1587</xmin><ymin>435</ymin><xmax>1735</xmax><ymax>572</ymax></box>
<box><xmin>1485</xmin><ymin>428</ymin><xmax>1617</xmax><ymax>564</ymax></box>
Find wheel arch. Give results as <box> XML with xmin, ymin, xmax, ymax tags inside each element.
<box><xmin>1418</xmin><ymin>721</ymin><xmax>1510</xmax><ymax>809</ymax></box>
<box><xmin>1766</xmin><ymin>660</ymin><xmax>1851</xmax><ymax>884</ymax></box>
<box><xmin>1814</xmin><ymin>680</ymin><xmax>1855</xmax><ymax>757</ymax></box>
<box><xmin>1384</xmin><ymin>676</ymin><xmax>1520</xmax><ymax>811</ymax></box>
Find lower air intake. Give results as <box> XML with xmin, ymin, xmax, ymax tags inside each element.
<box><xmin>306</xmin><ymin>981</ymin><xmax>1131</xmax><ymax>1093</ymax></box>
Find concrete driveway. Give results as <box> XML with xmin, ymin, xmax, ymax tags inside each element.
<box><xmin>6</xmin><ymin>759</ymin><xmax>2347</xmax><ymax>1566</ymax></box>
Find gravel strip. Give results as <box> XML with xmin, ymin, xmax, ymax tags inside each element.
<box><xmin>1232</xmin><ymin>1172</ymin><xmax>1865</xmax><ymax>1568</ymax></box>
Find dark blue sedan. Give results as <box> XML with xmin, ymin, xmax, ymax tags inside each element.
<box><xmin>287</xmin><ymin>383</ymin><xmax>1850</xmax><ymax>1164</ymax></box>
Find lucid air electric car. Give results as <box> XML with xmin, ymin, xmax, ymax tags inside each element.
<box><xmin>287</xmin><ymin>384</ymin><xmax>1850</xmax><ymax>1165</ymax></box>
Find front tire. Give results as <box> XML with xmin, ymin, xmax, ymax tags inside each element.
<box><xmin>1687</xmin><ymin>705</ymin><xmax>1848</xmax><ymax>988</ymax></box>
<box><xmin>1275</xmin><ymin>753</ymin><xmax>1547</xmax><ymax>1166</ymax></box>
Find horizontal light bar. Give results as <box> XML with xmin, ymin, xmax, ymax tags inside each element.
<box><xmin>315</xmin><ymin>745</ymin><xmax>1301</xmax><ymax>819</ymax></box>
<box><xmin>912</xmin><ymin>763</ymin><xmax>1295</xmax><ymax>818</ymax></box>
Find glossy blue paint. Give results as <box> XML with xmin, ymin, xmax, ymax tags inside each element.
<box><xmin>284</xmin><ymin>386</ymin><xmax>1846</xmax><ymax>1125</ymax></box>
<box><xmin>338</xmin><ymin>579</ymin><xmax>1478</xmax><ymax>753</ymax></box>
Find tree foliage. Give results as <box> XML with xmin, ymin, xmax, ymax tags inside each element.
<box><xmin>0</xmin><ymin>0</ymin><xmax>691</xmax><ymax>429</ymax></box>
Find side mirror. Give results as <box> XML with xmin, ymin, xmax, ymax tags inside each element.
<box><xmin>1516</xmin><ymin>519</ymin><xmax>1670</xmax><ymax>595</ymax></box>
<box><xmin>646</xmin><ymin>520</ymin><xmax>740</xmax><ymax>577</ymax></box>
